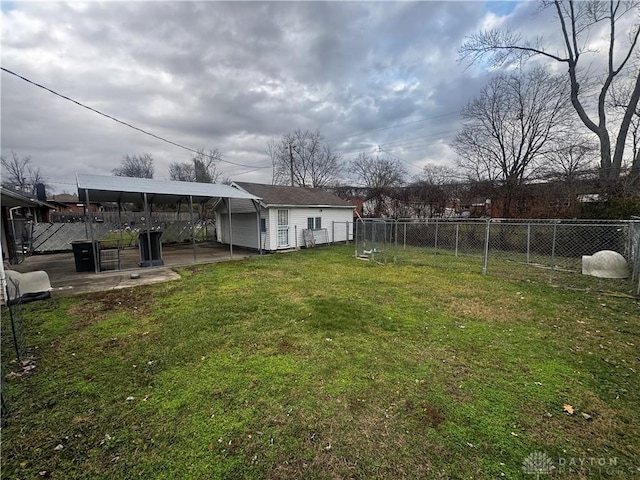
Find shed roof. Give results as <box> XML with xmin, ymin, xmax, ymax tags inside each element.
<box><xmin>77</xmin><ymin>174</ymin><xmax>261</xmax><ymax>204</ymax></box>
<box><xmin>233</xmin><ymin>182</ymin><xmax>352</xmax><ymax>208</ymax></box>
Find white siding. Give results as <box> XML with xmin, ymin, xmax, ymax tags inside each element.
<box><xmin>216</xmin><ymin>212</ymin><xmax>263</xmax><ymax>249</ymax></box>
<box><xmin>287</xmin><ymin>207</ymin><xmax>352</xmax><ymax>249</ymax></box>
<box><xmin>217</xmin><ymin>206</ymin><xmax>353</xmax><ymax>251</ymax></box>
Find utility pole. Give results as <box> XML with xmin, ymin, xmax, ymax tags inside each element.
<box><xmin>289</xmin><ymin>142</ymin><xmax>295</xmax><ymax>187</ymax></box>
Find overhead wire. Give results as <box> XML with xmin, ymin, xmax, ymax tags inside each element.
<box><xmin>326</xmin><ymin>111</ymin><xmax>460</xmax><ymax>143</ymax></box>
<box><xmin>0</xmin><ymin>67</ymin><xmax>271</xmax><ymax>170</ymax></box>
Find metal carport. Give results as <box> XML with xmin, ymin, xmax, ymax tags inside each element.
<box><xmin>76</xmin><ymin>174</ymin><xmax>263</xmax><ymax>272</ymax></box>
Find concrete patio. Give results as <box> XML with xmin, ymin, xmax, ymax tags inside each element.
<box><xmin>9</xmin><ymin>243</ymin><xmax>260</xmax><ymax>297</ymax></box>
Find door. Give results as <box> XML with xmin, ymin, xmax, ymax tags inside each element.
<box><xmin>277</xmin><ymin>209</ymin><xmax>289</xmax><ymax>247</ymax></box>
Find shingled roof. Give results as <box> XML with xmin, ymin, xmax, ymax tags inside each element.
<box><xmin>234</xmin><ymin>182</ymin><xmax>352</xmax><ymax>208</ymax></box>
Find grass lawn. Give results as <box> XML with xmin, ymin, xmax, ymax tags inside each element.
<box><xmin>2</xmin><ymin>245</ymin><xmax>639</xmax><ymax>479</ymax></box>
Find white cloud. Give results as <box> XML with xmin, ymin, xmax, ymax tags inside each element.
<box><xmin>7</xmin><ymin>0</ymin><xmax>622</xmax><ymax>192</ymax></box>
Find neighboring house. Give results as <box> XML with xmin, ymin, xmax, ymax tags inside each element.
<box><xmin>215</xmin><ymin>182</ymin><xmax>354</xmax><ymax>251</ymax></box>
<box><xmin>49</xmin><ymin>193</ymin><xmax>100</xmax><ymax>214</ymax></box>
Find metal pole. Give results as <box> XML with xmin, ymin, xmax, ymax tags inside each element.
<box><xmin>394</xmin><ymin>219</ymin><xmax>398</xmax><ymax>264</ymax></box>
<box><xmin>189</xmin><ymin>196</ymin><xmax>196</xmax><ymax>263</ymax></box>
<box><xmin>526</xmin><ymin>223</ymin><xmax>531</xmax><ymax>264</ymax></box>
<box><xmin>289</xmin><ymin>143</ymin><xmax>295</xmax><ymax>187</ymax></box>
<box><xmin>86</xmin><ymin>188</ymin><xmax>99</xmax><ymax>273</ymax></box>
<box><xmin>549</xmin><ymin>222</ymin><xmax>558</xmax><ymax>282</ymax></box>
<box><xmin>403</xmin><ymin>223</ymin><xmax>406</xmax><ymax>250</ymax></box>
<box><xmin>228</xmin><ymin>197</ymin><xmax>233</xmax><ymax>259</ymax></box>
<box><xmin>118</xmin><ymin>201</ymin><xmax>123</xmax><ymax>269</ymax></box>
<box><xmin>144</xmin><ymin>192</ymin><xmax>153</xmax><ymax>267</ymax></box>
<box><xmin>433</xmin><ymin>218</ymin><xmax>439</xmax><ymax>265</ymax></box>
<box><xmin>455</xmin><ymin>222</ymin><xmax>459</xmax><ymax>257</ymax></box>
<box><xmin>482</xmin><ymin>219</ymin><xmax>491</xmax><ymax>275</ymax></box>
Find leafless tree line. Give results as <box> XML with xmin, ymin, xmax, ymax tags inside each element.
<box><xmin>459</xmin><ymin>0</ymin><xmax>640</xmax><ymax>179</ymax></box>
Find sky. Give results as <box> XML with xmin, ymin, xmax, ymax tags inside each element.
<box><xmin>0</xmin><ymin>1</ymin><xmax>596</xmax><ymax>194</ymax></box>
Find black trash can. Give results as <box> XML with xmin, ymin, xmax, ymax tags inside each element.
<box><xmin>71</xmin><ymin>240</ymin><xmax>98</xmax><ymax>272</ymax></box>
<box><xmin>138</xmin><ymin>230</ymin><xmax>163</xmax><ymax>267</ymax></box>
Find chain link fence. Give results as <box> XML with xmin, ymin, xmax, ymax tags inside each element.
<box><xmin>27</xmin><ymin>216</ymin><xmax>215</xmax><ymax>254</ymax></box>
<box><xmin>355</xmin><ymin>218</ymin><xmax>640</xmax><ymax>297</ymax></box>
<box><xmin>1</xmin><ymin>278</ymin><xmax>28</xmax><ymax>421</ymax></box>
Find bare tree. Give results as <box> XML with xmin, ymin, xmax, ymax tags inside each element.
<box><xmin>1</xmin><ymin>150</ymin><xmax>49</xmax><ymax>194</ymax></box>
<box><xmin>406</xmin><ymin>163</ymin><xmax>462</xmax><ymax>217</ymax></box>
<box><xmin>269</xmin><ymin>130</ymin><xmax>343</xmax><ymax>188</ymax></box>
<box><xmin>168</xmin><ymin>162</ymin><xmax>195</xmax><ymax>182</ymax></box>
<box><xmin>113</xmin><ymin>153</ymin><xmax>154</xmax><ymax>178</ymax></box>
<box><xmin>609</xmin><ymin>78</ymin><xmax>640</xmax><ymax>172</ymax></box>
<box><xmin>452</xmin><ymin>68</ymin><xmax>571</xmax><ymax>217</ymax></box>
<box><xmin>169</xmin><ymin>149</ymin><xmax>222</xmax><ymax>183</ymax></box>
<box><xmin>541</xmin><ymin>135</ymin><xmax>599</xmax><ymax>182</ymax></box>
<box><xmin>350</xmin><ymin>152</ymin><xmax>406</xmax><ymax>217</ymax></box>
<box><xmin>420</xmin><ymin>163</ymin><xmax>460</xmax><ymax>185</ymax></box>
<box><xmin>459</xmin><ymin>0</ymin><xmax>640</xmax><ymax>179</ymax></box>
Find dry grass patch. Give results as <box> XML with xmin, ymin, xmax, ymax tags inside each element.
<box><xmin>68</xmin><ymin>289</ymin><xmax>153</xmax><ymax>328</ymax></box>
<box><xmin>447</xmin><ymin>295</ymin><xmax>534</xmax><ymax>323</ymax></box>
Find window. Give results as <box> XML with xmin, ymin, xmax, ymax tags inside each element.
<box><xmin>307</xmin><ymin>217</ymin><xmax>322</xmax><ymax>229</ymax></box>
<box><xmin>260</xmin><ymin>218</ymin><xmax>267</xmax><ymax>233</ymax></box>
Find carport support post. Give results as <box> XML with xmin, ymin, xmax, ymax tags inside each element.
<box><xmin>85</xmin><ymin>188</ymin><xmax>99</xmax><ymax>274</ymax></box>
<box><xmin>189</xmin><ymin>195</ymin><xmax>196</xmax><ymax>263</ymax></box>
<box><xmin>118</xmin><ymin>201</ymin><xmax>124</xmax><ymax>253</ymax></box>
<box><xmin>228</xmin><ymin>197</ymin><xmax>233</xmax><ymax>259</ymax></box>
<box><xmin>144</xmin><ymin>193</ymin><xmax>153</xmax><ymax>267</ymax></box>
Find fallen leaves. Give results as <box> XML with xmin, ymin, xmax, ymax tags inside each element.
<box><xmin>5</xmin><ymin>357</ymin><xmax>37</xmax><ymax>379</ymax></box>
<box><xmin>563</xmin><ymin>404</ymin><xmax>574</xmax><ymax>415</ymax></box>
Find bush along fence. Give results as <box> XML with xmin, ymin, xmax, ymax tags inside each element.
<box><xmin>355</xmin><ymin>218</ymin><xmax>640</xmax><ymax>298</ymax></box>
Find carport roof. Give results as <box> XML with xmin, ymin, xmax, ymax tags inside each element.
<box><xmin>76</xmin><ymin>174</ymin><xmax>261</xmax><ymax>204</ymax></box>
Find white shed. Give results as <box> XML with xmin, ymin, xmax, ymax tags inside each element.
<box><xmin>215</xmin><ymin>182</ymin><xmax>354</xmax><ymax>251</ymax></box>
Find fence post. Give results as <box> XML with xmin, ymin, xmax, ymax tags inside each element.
<box><xmin>549</xmin><ymin>222</ymin><xmax>558</xmax><ymax>282</ymax></box>
<box><xmin>394</xmin><ymin>220</ymin><xmax>398</xmax><ymax>264</ymax></box>
<box><xmin>526</xmin><ymin>223</ymin><xmax>531</xmax><ymax>264</ymax></box>
<box><xmin>433</xmin><ymin>218</ymin><xmax>439</xmax><ymax>265</ymax></box>
<box><xmin>332</xmin><ymin>221</ymin><xmax>335</xmax><ymax>244</ymax></box>
<box><xmin>482</xmin><ymin>219</ymin><xmax>491</xmax><ymax>275</ymax></box>
<box><xmin>403</xmin><ymin>223</ymin><xmax>407</xmax><ymax>250</ymax></box>
<box><xmin>455</xmin><ymin>222</ymin><xmax>459</xmax><ymax>257</ymax></box>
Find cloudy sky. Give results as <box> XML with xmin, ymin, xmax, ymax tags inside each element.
<box><xmin>0</xmin><ymin>1</ymin><xmax>583</xmax><ymax>193</ymax></box>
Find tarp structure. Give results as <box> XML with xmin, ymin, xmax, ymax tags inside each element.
<box><xmin>76</xmin><ymin>174</ymin><xmax>263</xmax><ymax>271</ymax></box>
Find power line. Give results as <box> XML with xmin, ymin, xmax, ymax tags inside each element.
<box><xmin>1</xmin><ymin>67</ymin><xmax>271</xmax><ymax>170</ymax></box>
<box><xmin>326</xmin><ymin>111</ymin><xmax>460</xmax><ymax>143</ymax></box>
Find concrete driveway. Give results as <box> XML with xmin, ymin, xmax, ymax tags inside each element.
<box><xmin>8</xmin><ymin>244</ymin><xmax>258</xmax><ymax>297</ymax></box>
